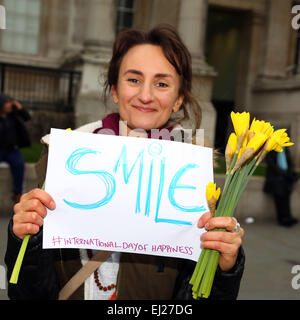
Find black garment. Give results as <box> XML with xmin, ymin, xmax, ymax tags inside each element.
<box><xmin>0</xmin><ymin>94</ymin><xmax>31</xmax><ymax>149</ymax></box>
<box><xmin>5</xmin><ymin>219</ymin><xmax>245</xmax><ymax>300</ymax></box>
<box><xmin>264</xmin><ymin>149</ymin><xmax>298</xmax><ymax>196</ymax></box>
<box><xmin>264</xmin><ymin>149</ymin><xmax>299</xmax><ymax>224</ymax></box>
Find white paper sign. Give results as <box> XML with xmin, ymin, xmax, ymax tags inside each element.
<box><xmin>43</xmin><ymin>128</ymin><xmax>214</xmax><ymax>262</ymax></box>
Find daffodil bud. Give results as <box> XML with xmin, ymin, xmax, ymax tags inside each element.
<box><xmin>206</xmin><ymin>182</ymin><xmax>221</xmax><ymax>215</ymax></box>
<box><xmin>225</xmin><ymin>133</ymin><xmax>237</xmax><ymax>173</ymax></box>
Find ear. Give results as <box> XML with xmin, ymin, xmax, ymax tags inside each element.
<box><xmin>111</xmin><ymin>85</ymin><xmax>119</xmax><ymax>104</ymax></box>
<box><xmin>173</xmin><ymin>94</ymin><xmax>184</xmax><ymax>113</ymax></box>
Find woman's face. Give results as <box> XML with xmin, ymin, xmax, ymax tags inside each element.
<box><xmin>111</xmin><ymin>44</ymin><xmax>183</xmax><ymax>132</ymax></box>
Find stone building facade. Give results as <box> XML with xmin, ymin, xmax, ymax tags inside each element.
<box><xmin>0</xmin><ymin>0</ymin><xmax>299</xmax><ymax>168</ymax></box>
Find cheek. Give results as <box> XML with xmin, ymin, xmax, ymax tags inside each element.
<box><xmin>160</xmin><ymin>92</ymin><xmax>179</xmax><ymax>112</ymax></box>
<box><xmin>117</xmin><ymin>85</ymin><xmax>136</xmax><ymax>106</ymax></box>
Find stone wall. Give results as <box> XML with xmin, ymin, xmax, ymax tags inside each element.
<box><xmin>1</xmin><ymin>165</ymin><xmax>299</xmax><ymax>223</ymax></box>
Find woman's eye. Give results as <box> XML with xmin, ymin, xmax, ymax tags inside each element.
<box><xmin>128</xmin><ymin>78</ymin><xmax>139</xmax><ymax>84</ymax></box>
<box><xmin>156</xmin><ymin>82</ymin><xmax>168</xmax><ymax>88</ymax></box>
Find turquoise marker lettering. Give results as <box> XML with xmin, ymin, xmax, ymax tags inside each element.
<box><xmin>63</xmin><ymin>148</ymin><xmax>116</xmax><ymax>210</ymax></box>
<box><xmin>155</xmin><ymin>162</ymin><xmax>203</xmax><ymax>226</ymax></box>
<box><xmin>113</xmin><ymin>145</ymin><xmax>144</xmax><ymax>214</ymax></box>
<box><xmin>165</xmin><ymin>164</ymin><xmax>206</xmax><ymax>224</ymax></box>
<box><xmin>145</xmin><ymin>159</ymin><xmax>153</xmax><ymax>216</ymax></box>
<box><xmin>63</xmin><ymin>145</ymin><xmax>206</xmax><ymax>226</ymax></box>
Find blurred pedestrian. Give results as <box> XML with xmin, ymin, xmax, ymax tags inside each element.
<box><xmin>264</xmin><ymin>147</ymin><xmax>299</xmax><ymax>227</ymax></box>
<box><xmin>0</xmin><ymin>93</ymin><xmax>31</xmax><ymax>203</ymax></box>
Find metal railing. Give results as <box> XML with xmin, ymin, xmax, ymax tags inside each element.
<box><xmin>0</xmin><ymin>62</ymin><xmax>81</xmax><ymax>112</ymax></box>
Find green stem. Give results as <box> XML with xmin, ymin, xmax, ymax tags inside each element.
<box><xmin>192</xmin><ymin>249</ymin><xmax>211</xmax><ymax>294</ymax></box>
<box><xmin>215</xmin><ymin>169</ymin><xmax>240</xmax><ymax>218</ymax></box>
<box><xmin>201</xmin><ymin>250</ymin><xmax>220</xmax><ymax>298</ymax></box>
<box><xmin>222</xmin><ymin>165</ymin><xmax>249</xmax><ymax>218</ymax></box>
<box><xmin>9</xmin><ymin>183</ymin><xmax>45</xmax><ymax>284</ymax></box>
<box><xmin>229</xmin><ymin>159</ymin><xmax>257</xmax><ymax>216</ymax></box>
<box><xmin>9</xmin><ymin>234</ymin><xmax>30</xmax><ymax>284</ymax></box>
<box><xmin>190</xmin><ymin>248</ymin><xmax>206</xmax><ymax>285</ymax></box>
<box><xmin>199</xmin><ymin>249</ymin><xmax>220</xmax><ymax>298</ymax></box>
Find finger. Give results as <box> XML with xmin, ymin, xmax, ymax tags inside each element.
<box><xmin>197</xmin><ymin>211</ymin><xmax>212</xmax><ymax>228</ymax></box>
<box><xmin>201</xmin><ymin>240</ymin><xmax>239</xmax><ymax>255</ymax></box>
<box><xmin>18</xmin><ymin>198</ymin><xmax>47</xmax><ymax>218</ymax></box>
<box><xmin>201</xmin><ymin>230</ymin><xmax>241</xmax><ymax>245</ymax></box>
<box><xmin>13</xmin><ymin>222</ymin><xmax>40</xmax><ymax>240</ymax></box>
<box><xmin>21</xmin><ymin>188</ymin><xmax>55</xmax><ymax>210</ymax></box>
<box><xmin>13</xmin><ymin>211</ymin><xmax>44</xmax><ymax>227</ymax></box>
<box><xmin>204</xmin><ymin>216</ymin><xmax>237</xmax><ymax>232</ymax></box>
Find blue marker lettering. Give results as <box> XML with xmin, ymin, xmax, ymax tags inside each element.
<box><xmin>63</xmin><ymin>148</ymin><xmax>116</xmax><ymax>210</ymax></box>
<box><xmin>113</xmin><ymin>145</ymin><xmax>144</xmax><ymax>213</ymax></box>
<box><xmin>155</xmin><ymin>161</ymin><xmax>200</xmax><ymax>226</ymax></box>
<box><xmin>167</xmin><ymin>164</ymin><xmax>206</xmax><ymax>223</ymax></box>
<box><xmin>145</xmin><ymin>159</ymin><xmax>153</xmax><ymax>216</ymax></box>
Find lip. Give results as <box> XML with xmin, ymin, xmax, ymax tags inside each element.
<box><xmin>134</xmin><ymin>106</ymin><xmax>156</xmax><ymax>113</ymax></box>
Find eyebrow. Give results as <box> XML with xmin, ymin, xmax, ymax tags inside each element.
<box><xmin>123</xmin><ymin>69</ymin><xmax>173</xmax><ymax>79</ymax></box>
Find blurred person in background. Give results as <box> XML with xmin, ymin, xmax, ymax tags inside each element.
<box><xmin>0</xmin><ymin>93</ymin><xmax>31</xmax><ymax>203</ymax></box>
<box><xmin>264</xmin><ymin>147</ymin><xmax>299</xmax><ymax>227</ymax></box>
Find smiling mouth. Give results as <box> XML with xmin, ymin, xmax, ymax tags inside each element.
<box><xmin>134</xmin><ymin>106</ymin><xmax>156</xmax><ymax>113</ymax></box>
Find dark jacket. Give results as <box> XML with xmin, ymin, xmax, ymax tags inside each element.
<box><xmin>5</xmin><ymin>117</ymin><xmax>245</xmax><ymax>300</ymax></box>
<box><xmin>0</xmin><ymin>94</ymin><xmax>31</xmax><ymax>149</ymax></box>
<box><xmin>264</xmin><ymin>149</ymin><xmax>299</xmax><ymax>196</ymax></box>
<box><xmin>5</xmin><ymin>219</ymin><xmax>245</xmax><ymax>300</ymax></box>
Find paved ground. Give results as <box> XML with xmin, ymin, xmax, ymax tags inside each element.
<box><xmin>0</xmin><ymin>213</ymin><xmax>300</xmax><ymax>300</ymax></box>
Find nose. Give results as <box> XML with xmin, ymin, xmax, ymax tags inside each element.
<box><xmin>138</xmin><ymin>82</ymin><xmax>154</xmax><ymax>104</ymax></box>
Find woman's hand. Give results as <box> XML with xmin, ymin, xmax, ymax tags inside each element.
<box><xmin>198</xmin><ymin>212</ymin><xmax>244</xmax><ymax>272</ymax></box>
<box><xmin>12</xmin><ymin>188</ymin><xmax>56</xmax><ymax>240</ymax></box>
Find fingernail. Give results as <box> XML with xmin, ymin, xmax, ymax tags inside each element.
<box><xmin>205</xmin><ymin>222</ymin><xmax>209</xmax><ymax>229</ymax></box>
<box><xmin>49</xmin><ymin>201</ymin><xmax>56</xmax><ymax>210</ymax></box>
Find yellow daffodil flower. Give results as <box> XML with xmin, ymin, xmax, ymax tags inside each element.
<box><xmin>248</xmin><ymin>118</ymin><xmax>274</xmax><ymax>140</ymax></box>
<box><xmin>256</xmin><ymin>129</ymin><xmax>294</xmax><ymax>165</ymax></box>
<box><xmin>231</xmin><ymin>111</ymin><xmax>250</xmax><ymax>137</ymax></box>
<box><xmin>206</xmin><ymin>182</ymin><xmax>221</xmax><ymax>201</ymax></box>
<box><xmin>264</xmin><ymin>129</ymin><xmax>294</xmax><ymax>152</ymax></box>
<box><xmin>232</xmin><ymin>132</ymin><xmax>269</xmax><ymax>173</ymax></box>
<box><xmin>248</xmin><ymin>118</ymin><xmax>274</xmax><ymax>142</ymax></box>
<box><xmin>230</xmin><ymin>111</ymin><xmax>250</xmax><ymax>153</ymax></box>
<box><xmin>206</xmin><ymin>182</ymin><xmax>221</xmax><ymax>215</ymax></box>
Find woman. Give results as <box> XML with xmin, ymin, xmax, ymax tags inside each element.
<box><xmin>5</xmin><ymin>24</ymin><xmax>245</xmax><ymax>300</ymax></box>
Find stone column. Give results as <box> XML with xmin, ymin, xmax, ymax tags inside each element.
<box><xmin>260</xmin><ymin>0</ymin><xmax>291</xmax><ymax>78</ymax></box>
<box><xmin>177</xmin><ymin>0</ymin><xmax>216</xmax><ymax>146</ymax></box>
<box><xmin>74</xmin><ymin>0</ymin><xmax>116</xmax><ymax>127</ymax></box>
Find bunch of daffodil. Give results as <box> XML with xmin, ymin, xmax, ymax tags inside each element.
<box><xmin>190</xmin><ymin>111</ymin><xmax>294</xmax><ymax>299</ymax></box>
